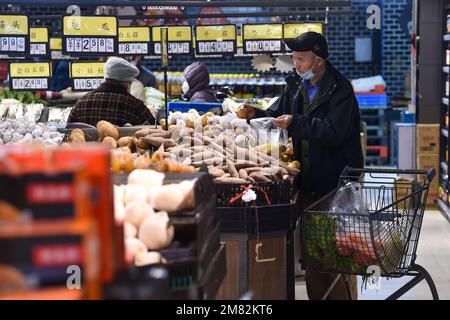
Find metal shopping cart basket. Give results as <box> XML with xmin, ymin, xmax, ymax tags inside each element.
<box><xmin>302</xmin><ymin>167</ymin><xmax>439</xmax><ymax>300</ymax></box>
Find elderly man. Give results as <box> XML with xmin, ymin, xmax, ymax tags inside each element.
<box><xmin>67</xmin><ymin>57</ymin><xmax>154</xmax><ymax>127</ymax></box>
<box><xmin>237</xmin><ymin>32</ymin><xmax>364</xmax><ymax>300</ymax></box>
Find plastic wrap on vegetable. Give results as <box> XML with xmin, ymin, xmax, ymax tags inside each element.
<box><xmin>47</xmin><ymin>107</ymin><xmax>65</xmax><ymax>123</ymax></box>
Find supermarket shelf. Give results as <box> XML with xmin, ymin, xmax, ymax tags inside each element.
<box><xmin>442</xmin><ymin>128</ymin><xmax>448</xmax><ymax>138</ymax></box>
<box><xmin>444</xmin><ymin>66</ymin><xmax>450</xmax><ymax>74</ymax></box>
<box><xmin>442</xmin><ymin>161</ymin><xmax>448</xmax><ymax>174</ymax></box>
<box><xmin>444</xmin><ymin>34</ymin><xmax>450</xmax><ymax>41</ymax></box>
<box><xmin>443</xmin><ymin>97</ymin><xmax>449</xmax><ymax>106</ymax></box>
<box><xmin>366</xmin><ymin>125</ymin><xmax>386</xmax><ymax>130</ymax></box>
<box><xmin>437</xmin><ymin>198</ymin><xmax>450</xmax><ymax>224</ymax></box>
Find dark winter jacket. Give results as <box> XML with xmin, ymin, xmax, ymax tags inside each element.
<box><xmin>183</xmin><ymin>62</ymin><xmax>217</xmax><ymax>103</ymax></box>
<box><xmin>255</xmin><ymin>61</ymin><xmax>364</xmax><ymax>196</ymax></box>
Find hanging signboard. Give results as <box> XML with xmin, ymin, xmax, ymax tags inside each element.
<box><xmin>283</xmin><ymin>23</ymin><xmax>324</xmax><ymax>52</ymax></box>
<box><xmin>195</xmin><ymin>25</ymin><xmax>236</xmax><ymax>55</ymax></box>
<box><xmin>50</xmin><ymin>37</ymin><xmax>77</xmax><ymax>60</ymax></box>
<box><xmin>9</xmin><ymin>61</ymin><xmax>51</xmax><ymax>91</ymax></box>
<box><xmin>118</xmin><ymin>26</ymin><xmax>150</xmax><ymax>55</ymax></box>
<box><xmin>0</xmin><ymin>15</ymin><xmax>29</xmax><ymax>56</ymax></box>
<box><xmin>69</xmin><ymin>61</ymin><xmax>104</xmax><ymax>91</ymax></box>
<box><xmin>242</xmin><ymin>23</ymin><xmax>283</xmax><ymax>54</ymax></box>
<box><xmin>29</xmin><ymin>27</ymin><xmax>49</xmax><ymax>57</ymax></box>
<box><xmin>62</xmin><ymin>16</ymin><xmax>118</xmax><ymax>56</ymax></box>
<box><xmin>152</xmin><ymin>26</ymin><xmax>192</xmax><ymax>56</ymax></box>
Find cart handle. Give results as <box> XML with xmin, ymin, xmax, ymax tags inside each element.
<box><xmin>341</xmin><ymin>166</ymin><xmax>436</xmax><ymax>183</ymax></box>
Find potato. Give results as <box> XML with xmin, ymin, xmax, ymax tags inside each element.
<box><xmin>97</xmin><ymin>120</ymin><xmax>119</xmax><ymax>141</ymax></box>
<box><xmin>102</xmin><ymin>136</ymin><xmax>117</xmax><ymax>149</ymax></box>
<box><xmin>117</xmin><ymin>136</ymin><xmax>134</xmax><ymax>148</ymax></box>
<box><xmin>69</xmin><ymin>129</ymin><xmax>85</xmax><ymax>143</ymax></box>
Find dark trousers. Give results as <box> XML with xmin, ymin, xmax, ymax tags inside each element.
<box><xmin>299</xmin><ymin>192</ymin><xmax>358</xmax><ymax>300</ymax></box>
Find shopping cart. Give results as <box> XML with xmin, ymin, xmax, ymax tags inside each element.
<box><xmin>302</xmin><ymin>167</ymin><xmax>439</xmax><ymax>300</ymax></box>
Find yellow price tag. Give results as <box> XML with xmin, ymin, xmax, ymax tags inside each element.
<box><xmin>237</xmin><ymin>35</ymin><xmax>243</xmax><ymax>47</ymax></box>
<box><xmin>0</xmin><ymin>15</ymin><xmax>28</xmax><ymax>35</ymax></box>
<box><xmin>284</xmin><ymin>23</ymin><xmax>323</xmax><ymax>39</ymax></box>
<box><xmin>70</xmin><ymin>62</ymin><xmax>104</xmax><ymax>78</ymax></box>
<box><xmin>196</xmin><ymin>25</ymin><xmax>236</xmax><ymax>41</ymax></box>
<box><xmin>243</xmin><ymin>24</ymin><xmax>283</xmax><ymax>40</ymax></box>
<box><xmin>50</xmin><ymin>38</ymin><xmax>62</xmax><ymax>50</ymax></box>
<box><xmin>153</xmin><ymin>26</ymin><xmax>192</xmax><ymax>42</ymax></box>
<box><xmin>30</xmin><ymin>27</ymin><xmax>48</xmax><ymax>43</ymax></box>
<box><xmin>118</xmin><ymin>27</ymin><xmax>150</xmax><ymax>42</ymax></box>
<box><xmin>10</xmin><ymin>62</ymin><xmax>51</xmax><ymax>78</ymax></box>
<box><xmin>63</xmin><ymin>16</ymin><xmax>117</xmax><ymax>36</ymax></box>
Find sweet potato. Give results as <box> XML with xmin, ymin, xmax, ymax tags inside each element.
<box><xmin>208</xmin><ymin>168</ymin><xmax>226</xmax><ymax>178</ymax></box>
<box><xmin>238</xmin><ymin>169</ymin><xmax>248</xmax><ymax>180</ymax></box>
<box><xmin>214</xmin><ymin>177</ymin><xmax>250</xmax><ymax>184</ymax></box>
<box><xmin>228</xmin><ymin>164</ymin><xmax>239</xmax><ymax>178</ymax></box>
<box><xmin>249</xmin><ymin>172</ymin><xmax>272</xmax><ymax>183</ymax></box>
<box><xmin>135</xmin><ymin>128</ymin><xmax>163</xmax><ymax>138</ymax></box>
<box><xmin>234</xmin><ymin>161</ymin><xmax>260</xmax><ymax>170</ymax></box>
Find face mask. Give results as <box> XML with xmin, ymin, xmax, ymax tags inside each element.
<box><xmin>297</xmin><ymin>58</ymin><xmax>319</xmax><ymax>80</ymax></box>
<box><xmin>182</xmin><ymin>80</ymin><xmax>190</xmax><ymax>95</ymax></box>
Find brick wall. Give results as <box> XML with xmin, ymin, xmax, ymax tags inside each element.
<box><xmin>1</xmin><ymin>1</ymin><xmax>412</xmax><ymax>101</ymax></box>
<box><xmin>382</xmin><ymin>0</ymin><xmax>412</xmax><ymax>101</ymax></box>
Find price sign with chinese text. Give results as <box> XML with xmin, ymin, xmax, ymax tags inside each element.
<box><xmin>0</xmin><ymin>15</ymin><xmax>29</xmax><ymax>56</ymax></box>
<box><xmin>9</xmin><ymin>62</ymin><xmax>51</xmax><ymax>91</ymax></box>
<box><xmin>29</xmin><ymin>27</ymin><xmax>49</xmax><ymax>57</ymax></box>
<box><xmin>242</xmin><ymin>24</ymin><xmax>283</xmax><ymax>54</ymax></box>
<box><xmin>69</xmin><ymin>61</ymin><xmax>105</xmax><ymax>91</ymax></box>
<box><xmin>63</xmin><ymin>16</ymin><xmax>117</xmax><ymax>56</ymax></box>
<box><xmin>118</xmin><ymin>26</ymin><xmax>150</xmax><ymax>55</ymax></box>
<box><xmin>195</xmin><ymin>25</ymin><xmax>236</xmax><ymax>55</ymax></box>
<box><xmin>152</xmin><ymin>26</ymin><xmax>192</xmax><ymax>56</ymax></box>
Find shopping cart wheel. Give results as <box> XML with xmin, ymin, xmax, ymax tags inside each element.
<box><xmin>386</xmin><ymin>264</ymin><xmax>439</xmax><ymax>300</ymax></box>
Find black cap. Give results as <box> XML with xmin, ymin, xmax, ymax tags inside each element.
<box><xmin>284</xmin><ymin>31</ymin><xmax>329</xmax><ymax>59</ymax></box>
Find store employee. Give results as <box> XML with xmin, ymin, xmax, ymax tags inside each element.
<box><xmin>237</xmin><ymin>32</ymin><xmax>364</xmax><ymax>300</ymax></box>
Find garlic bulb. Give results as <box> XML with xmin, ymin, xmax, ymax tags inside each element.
<box><xmin>124</xmin><ymin>200</ymin><xmax>155</xmax><ymax>228</ymax></box>
<box><xmin>138</xmin><ymin>212</ymin><xmax>174</xmax><ymax>250</ymax></box>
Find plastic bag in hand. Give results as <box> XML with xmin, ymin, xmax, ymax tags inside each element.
<box><xmin>249</xmin><ymin>117</ymin><xmax>288</xmax><ymax>146</ymax></box>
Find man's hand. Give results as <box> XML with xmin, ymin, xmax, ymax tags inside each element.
<box><xmin>272</xmin><ymin>115</ymin><xmax>293</xmax><ymax>129</ymax></box>
<box><xmin>236</xmin><ymin>104</ymin><xmax>256</xmax><ymax>120</ymax></box>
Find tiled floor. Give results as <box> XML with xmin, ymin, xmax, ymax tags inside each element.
<box><xmin>295</xmin><ymin>210</ymin><xmax>450</xmax><ymax>300</ymax></box>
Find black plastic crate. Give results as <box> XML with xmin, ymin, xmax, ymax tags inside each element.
<box><xmin>218</xmin><ymin>203</ymin><xmax>297</xmax><ymax>234</ymax></box>
<box><xmin>215</xmin><ymin>181</ymin><xmax>296</xmax><ymax>207</ymax></box>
